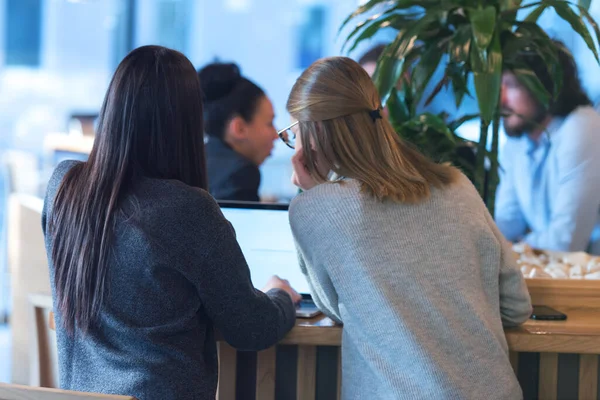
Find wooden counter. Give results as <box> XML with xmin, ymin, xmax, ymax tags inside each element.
<box><xmin>44</xmin><ymin>279</ymin><xmax>600</xmax><ymax>399</ymax></box>
<box><xmin>269</xmin><ymin>306</ymin><xmax>600</xmax><ymax>352</ymax></box>
<box><xmin>217</xmin><ymin>306</ymin><xmax>600</xmax><ymax>400</ymax></box>
<box><xmin>506</xmin><ymin>307</ymin><xmax>600</xmax><ymax>354</ymax></box>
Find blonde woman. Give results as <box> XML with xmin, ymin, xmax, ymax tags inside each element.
<box><xmin>279</xmin><ymin>57</ymin><xmax>532</xmax><ymax>400</ymax></box>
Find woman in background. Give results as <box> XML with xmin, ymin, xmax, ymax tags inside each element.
<box><xmin>281</xmin><ymin>56</ymin><xmax>532</xmax><ymax>400</ymax></box>
<box><xmin>198</xmin><ymin>62</ymin><xmax>278</xmax><ymax>201</ymax></box>
<box><xmin>42</xmin><ymin>46</ymin><xmax>298</xmax><ymax>400</ymax></box>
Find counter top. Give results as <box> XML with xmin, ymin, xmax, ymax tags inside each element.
<box><xmin>49</xmin><ymin>305</ymin><xmax>600</xmax><ymax>354</ymax></box>
<box><xmin>280</xmin><ymin>306</ymin><xmax>600</xmax><ymax>354</ymax></box>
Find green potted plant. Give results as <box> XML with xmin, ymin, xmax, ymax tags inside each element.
<box><xmin>343</xmin><ymin>0</ymin><xmax>600</xmax><ymax>215</ymax></box>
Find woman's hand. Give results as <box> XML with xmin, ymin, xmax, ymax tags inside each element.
<box><xmin>262</xmin><ymin>275</ymin><xmax>302</xmax><ymax>304</ymax></box>
<box><xmin>291</xmin><ymin>150</ymin><xmax>319</xmax><ymax>191</ymax></box>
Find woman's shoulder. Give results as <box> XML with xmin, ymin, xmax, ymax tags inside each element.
<box><xmin>46</xmin><ymin>160</ymin><xmax>83</xmax><ymax>198</ymax></box>
<box><xmin>289</xmin><ymin>180</ymin><xmax>363</xmax><ymax>229</ymax></box>
<box><xmin>136</xmin><ymin>178</ymin><xmax>221</xmax><ymax>217</ymax></box>
<box><xmin>291</xmin><ymin>179</ymin><xmax>360</xmax><ymax>208</ymax></box>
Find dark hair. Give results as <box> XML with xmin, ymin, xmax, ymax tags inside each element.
<box><xmin>518</xmin><ymin>39</ymin><xmax>591</xmax><ymax>117</ymax></box>
<box><xmin>50</xmin><ymin>45</ymin><xmax>206</xmax><ymax>334</ymax></box>
<box><xmin>358</xmin><ymin>44</ymin><xmax>387</xmax><ymax>66</ymax></box>
<box><xmin>198</xmin><ymin>62</ymin><xmax>265</xmax><ymax>139</ymax></box>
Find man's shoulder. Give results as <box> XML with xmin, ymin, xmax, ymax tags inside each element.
<box><xmin>543</xmin><ymin>106</ymin><xmax>600</xmax><ymax>170</ymax></box>
<box><xmin>556</xmin><ymin>106</ymin><xmax>600</xmax><ymax>139</ymax></box>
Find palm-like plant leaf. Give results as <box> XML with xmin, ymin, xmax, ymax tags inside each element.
<box><xmin>550</xmin><ymin>0</ymin><xmax>599</xmax><ymax>62</ymax></box>
<box><xmin>525</xmin><ymin>4</ymin><xmax>548</xmax><ymax>22</ymax></box>
<box><xmin>577</xmin><ymin>5</ymin><xmax>600</xmax><ymax>47</ymax></box>
<box><xmin>471</xmin><ymin>32</ymin><xmax>503</xmax><ymax>124</ymax></box>
<box><xmin>512</xmin><ymin>67</ymin><xmax>552</xmax><ymax>107</ymax></box>
<box><xmin>345</xmin><ymin>11</ymin><xmax>423</xmax><ymax>53</ymax></box>
<box><xmin>413</xmin><ymin>43</ymin><xmax>446</xmax><ymax>106</ymax></box>
<box><xmin>469</xmin><ymin>5</ymin><xmax>497</xmax><ymax>61</ymax></box>
<box><xmin>343</xmin><ymin>0</ymin><xmax>600</xmax><ymax>209</ymax></box>
<box><xmin>339</xmin><ymin>0</ymin><xmax>392</xmax><ymax>33</ymax></box>
<box><xmin>374</xmin><ymin>15</ymin><xmax>437</xmax><ymax>105</ymax></box>
<box><xmin>449</xmin><ymin>25</ymin><xmax>472</xmax><ymax>65</ymax></box>
<box><xmin>508</xmin><ymin>22</ymin><xmax>562</xmax><ymax>97</ymax></box>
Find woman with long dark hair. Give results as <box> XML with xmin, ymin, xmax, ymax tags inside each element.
<box><xmin>42</xmin><ymin>46</ymin><xmax>298</xmax><ymax>400</ymax></box>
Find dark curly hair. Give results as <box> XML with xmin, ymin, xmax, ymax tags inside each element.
<box><xmin>517</xmin><ymin>39</ymin><xmax>591</xmax><ymax>117</ymax></box>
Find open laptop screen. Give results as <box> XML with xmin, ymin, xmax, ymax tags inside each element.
<box><xmin>218</xmin><ymin>201</ymin><xmax>311</xmax><ymax>294</ymax></box>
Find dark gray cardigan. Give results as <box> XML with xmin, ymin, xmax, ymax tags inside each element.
<box><xmin>42</xmin><ymin>160</ymin><xmax>296</xmax><ymax>400</ymax></box>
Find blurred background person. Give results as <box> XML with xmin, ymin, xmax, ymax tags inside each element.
<box><xmin>198</xmin><ymin>62</ymin><xmax>278</xmax><ymax>202</ymax></box>
<box><xmin>357</xmin><ymin>44</ymin><xmax>386</xmax><ymax>77</ymax></box>
<box><xmin>495</xmin><ymin>40</ymin><xmax>600</xmax><ymax>254</ymax></box>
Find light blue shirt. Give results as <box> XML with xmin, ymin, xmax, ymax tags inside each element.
<box><xmin>495</xmin><ymin>106</ymin><xmax>600</xmax><ymax>254</ymax></box>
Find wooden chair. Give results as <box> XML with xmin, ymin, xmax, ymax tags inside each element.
<box><xmin>0</xmin><ymin>383</ymin><xmax>136</xmax><ymax>400</ymax></box>
<box><xmin>28</xmin><ymin>294</ymin><xmax>58</xmax><ymax>388</ymax></box>
<box><xmin>8</xmin><ymin>194</ymin><xmax>49</xmax><ymax>385</ymax></box>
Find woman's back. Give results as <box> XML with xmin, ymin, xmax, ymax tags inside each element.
<box><xmin>43</xmin><ymin>161</ymin><xmax>296</xmax><ymax>399</ymax></box>
<box><xmin>289</xmin><ymin>175</ymin><xmax>531</xmax><ymax>400</ymax></box>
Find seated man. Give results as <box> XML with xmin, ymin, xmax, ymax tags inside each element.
<box><xmin>495</xmin><ymin>40</ymin><xmax>600</xmax><ymax>254</ymax></box>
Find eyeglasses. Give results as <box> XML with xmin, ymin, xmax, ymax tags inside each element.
<box><xmin>277</xmin><ymin>121</ymin><xmax>299</xmax><ymax>149</ymax></box>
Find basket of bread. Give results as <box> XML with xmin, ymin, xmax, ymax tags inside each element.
<box><xmin>513</xmin><ymin>243</ymin><xmax>600</xmax><ymax>280</ymax></box>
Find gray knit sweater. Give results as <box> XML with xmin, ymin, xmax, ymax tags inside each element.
<box><xmin>289</xmin><ymin>176</ymin><xmax>532</xmax><ymax>400</ymax></box>
<box><xmin>42</xmin><ymin>160</ymin><xmax>296</xmax><ymax>400</ymax></box>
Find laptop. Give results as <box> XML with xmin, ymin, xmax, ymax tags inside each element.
<box><xmin>218</xmin><ymin>201</ymin><xmax>321</xmax><ymax>318</ymax></box>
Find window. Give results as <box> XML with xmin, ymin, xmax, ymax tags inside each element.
<box><xmin>297</xmin><ymin>6</ymin><xmax>326</xmax><ymax>69</ymax></box>
<box><xmin>156</xmin><ymin>0</ymin><xmax>191</xmax><ymax>53</ymax></box>
<box><xmin>5</xmin><ymin>0</ymin><xmax>42</xmax><ymax>67</ymax></box>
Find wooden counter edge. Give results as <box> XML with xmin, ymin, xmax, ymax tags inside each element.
<box><xmin>48</xmin><ymin>312</ymin><xmax>600</xmax><ymax>354</ymax></box>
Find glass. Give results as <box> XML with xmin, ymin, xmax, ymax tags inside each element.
<box><xmin>277</xmin><ymin>121</ymin><xmax>299</xmax><ymax>149</ymax></box>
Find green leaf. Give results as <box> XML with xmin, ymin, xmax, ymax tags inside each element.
<box><xmin>387</xmin><ymin>87</ymin><xmax>411</xmax><ymax>126</ymax></box>
<box><xmin>577</xmin><ymin>5</ymin><xmax>600</xmax><ymax>59</ymax></box>
<box><xmin>339</xmin><ymin>0</ymin><xmax>437</xmax><ymax>33</ymax></box>
<box><xmin>412</xmin><ymin>43</ymin><xmax>445</xmax><ymax>107</ymax></box>
<box><xmin>424</xmin><ymin>75</ymin><xmax>450</xmax><ymax>107</ymax></box>
<box><xmin>416</xmin><ymin>113</ymin><xmax>456</xmax><ymax>142</ymax></box>
<box><xmin>449</xmin><ymin>25</ymin><xmax>472</xmax><ymax>65</ymax></box>
<box><xmin>374</xmin><ymin>57</ymin><xmax>405</xmax><ymax>108</ymax></box>
<box><xmin>346</xmin><ymin>14</ymin><xmax>401</xmax><ymax>54</ymax></box>
<box><xmin>344</xmin><ymin>10</ymin><xmax>422</xmax><ymax>53</ymax></box>
<box><xmin>550</xmin><ymin>0</ymin><xmax>599</xmax><ymax>62</ymax></box>
<box><xmin>449</xmin><ymin>113</ymin><xmax>480</xmax><ymax>131</ymax></box>
<box><xmin>447</xmin><ymin>64</ymin><xmax>470</xmax><ymax>108</ymax></box>
<box><xmin>339</xmin><ymin>0</ymin><xmax>390</xmax><ymax>32</ymax></box>
<box><xmin>344</xmin><ymin>14</ymin><xmax>383</xmax><ymax>51</ymax></box>
<box><xmin>507</xmin><ymin>1</ymin><xmax>543</xmax><ymax>12</ymax></box>
<box><xmin>502</xmin><ymin>0</ymin><xmax>523</xmax><ymax>10</ymax></box>
<box><xmin>374</xmin><ymin>15</ymin><xmax>436</xmax><ymax>105</ymax></box>
<box><xmin>511</xmin><ymin>22</ymin><xmax>562</xmax><ymax>98</ymax></box>
<box><xmin>513</xmin><ymin>67</ymin><xmax>551</xmax><ymax>107</ymax></box>
<box><xmin>471</xmin><ymin>32</ymin><xmax>502</xmax><ymax>124</ymax></box>
<box><xmin>468</xmin><ymin>6</ymin><xmax>497</xmax><ymax>55</ymax></box>
<box><xmin>525</xmin><ymin>4</ymin><xmax>547</xmax><ymax>22</ymax></box>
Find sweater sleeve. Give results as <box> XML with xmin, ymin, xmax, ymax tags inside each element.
<box><xmin>485</xmin><ymin>210</ymin><xmax>533</xmax><ymax>327</ymax></box>
<box><xmin>172</xmin><ymin>191</ymin><xmax>297</xmax><ymax>351</ymax></box>
<box><xmin>296</xmin><ymin>245</ymin><xmax>342</xmax><ymax>324</ymax></box>
<box><xmin>290</xmin><ymin>189</ymin><xmax>343</xmax><ymax>324</ymax></box>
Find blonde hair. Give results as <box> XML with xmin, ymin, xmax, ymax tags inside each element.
<box><xmin>286</xmin><ymin>56</ymin><xmax>459</xmax><ymax>203</ymax></box>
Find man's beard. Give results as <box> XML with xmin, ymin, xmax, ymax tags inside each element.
<box><xmin>503</xmin><ymin>105</ymin><xmax>548</xmax><ymax>138</ymax></box>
